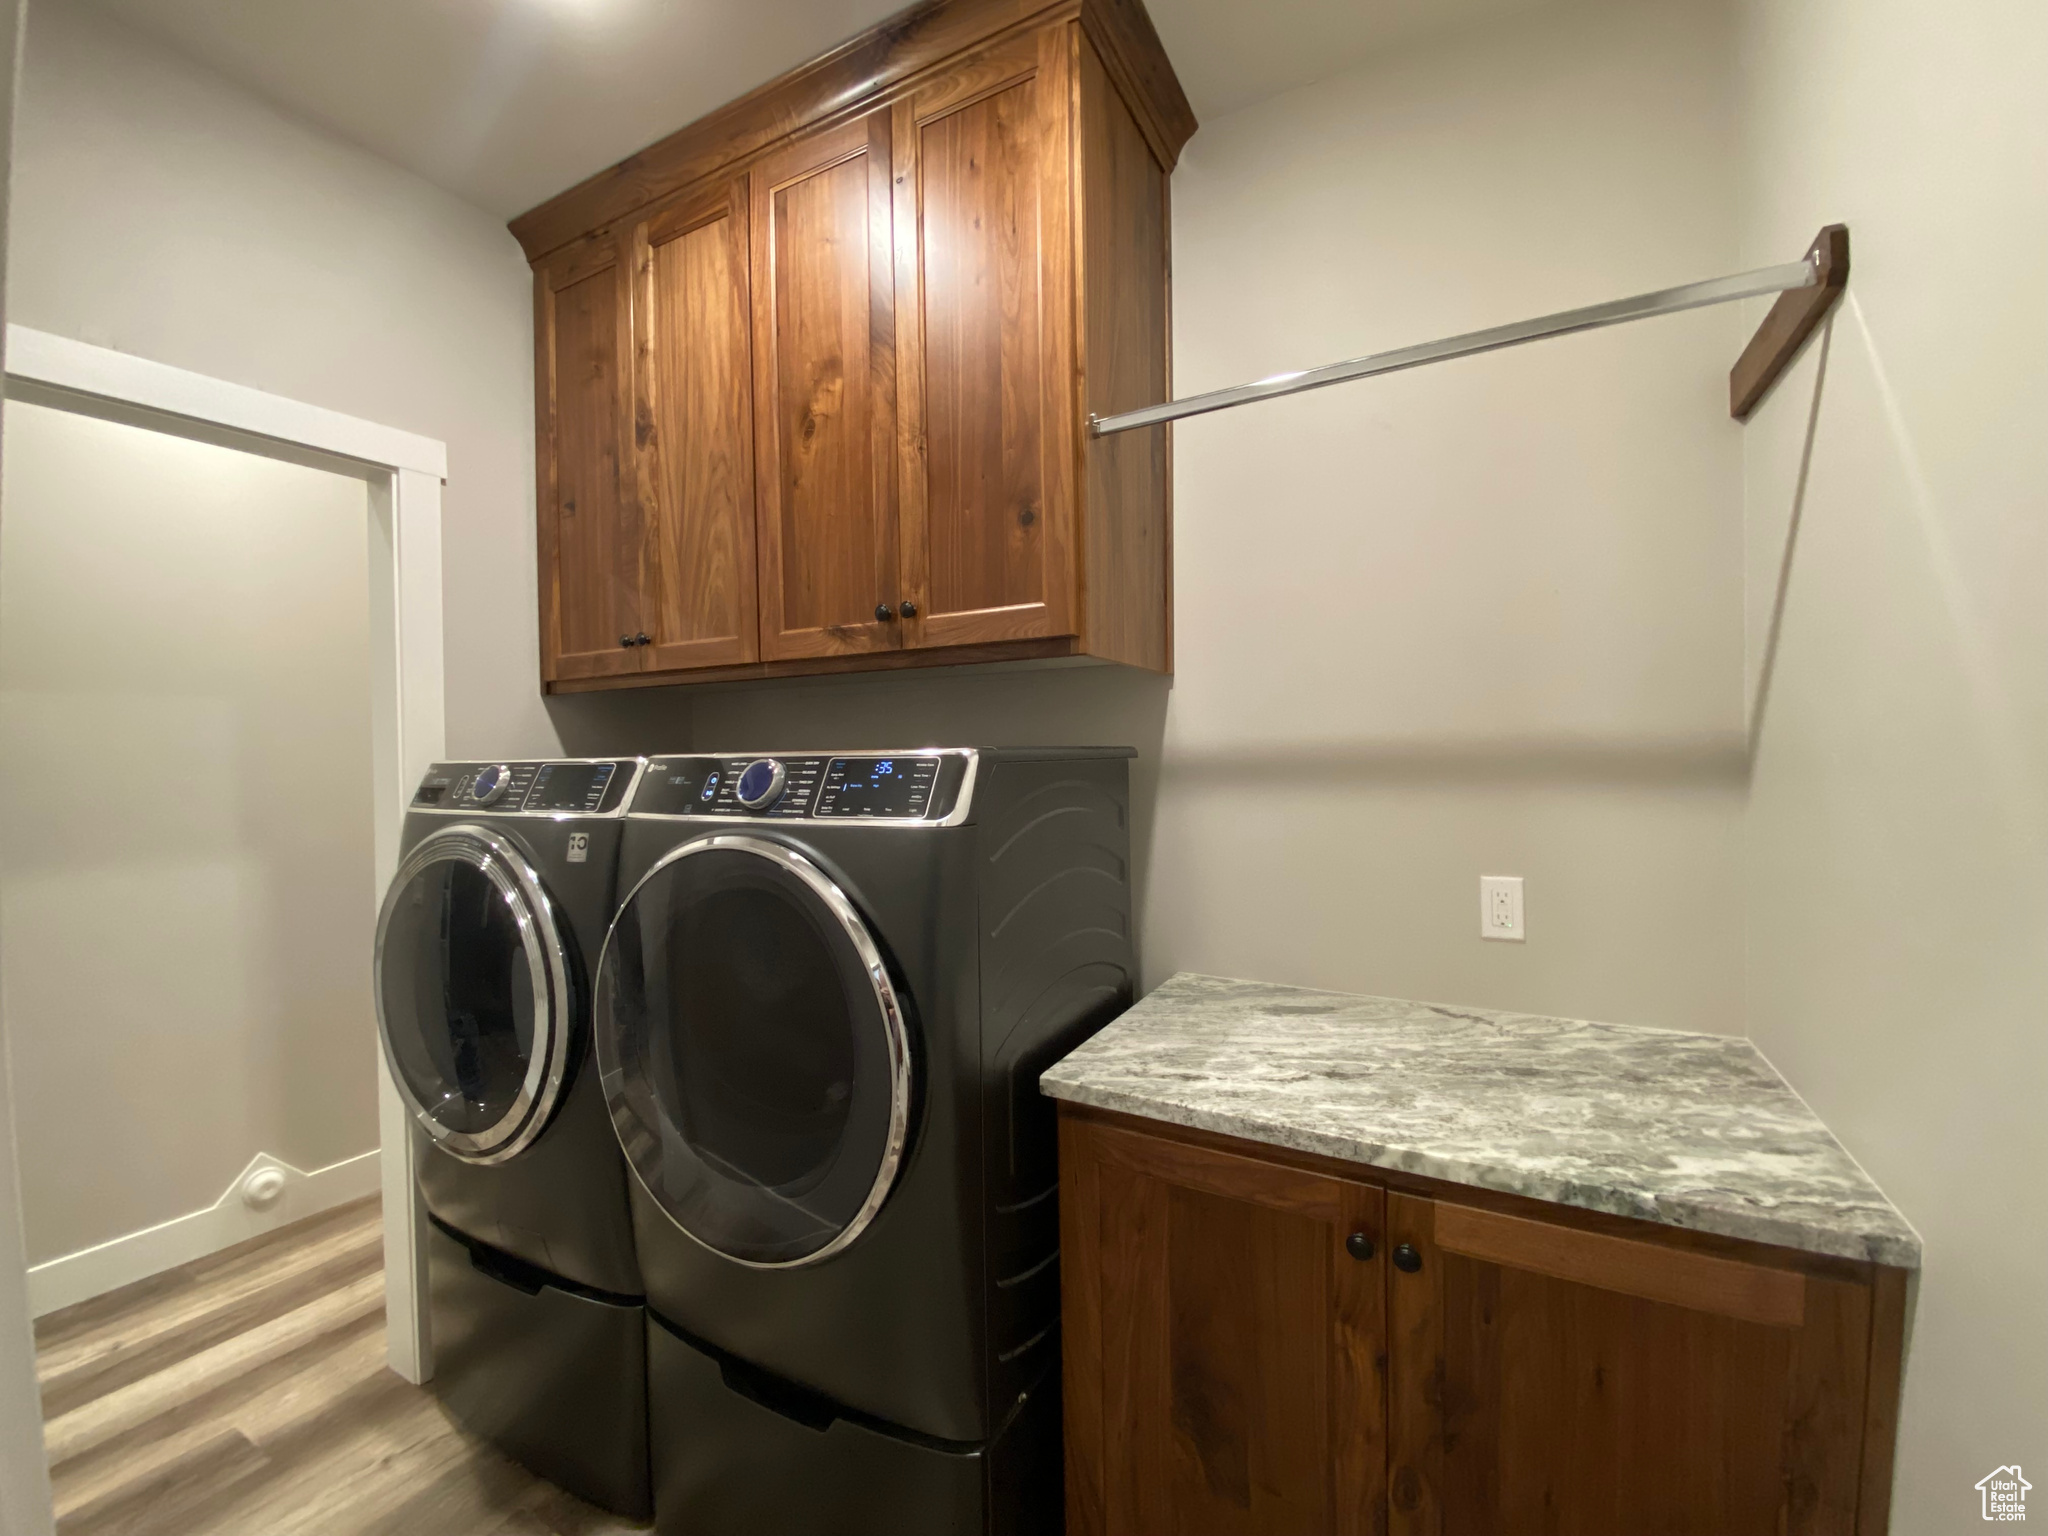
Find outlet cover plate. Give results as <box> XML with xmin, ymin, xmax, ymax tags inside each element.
<box><xmin>1480</xmin><ymin>875</ymin><xmax>1525</xmax><ymax>941</ymax></box>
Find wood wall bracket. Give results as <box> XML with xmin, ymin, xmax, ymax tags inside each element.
<box><xmin>1729</xmin><ymin>224</ymin><xmax>1849</xmax><ymax>420</ymax></box>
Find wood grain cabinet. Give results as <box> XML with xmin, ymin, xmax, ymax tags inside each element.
<box><xmin>536</xmin><ymin>236</ymin><xmax>641</xmax><ymax>683</ymax></box>
<box><xmin>751</xmin><ymin>111</ymin><xmax>900</xmax><ymax>664</ymax></box>
<box><xmin>516</xmin><ymin>0</ymin><xmax>1194</xmax><ymax>692</ymax></box>
<box><xmin>1060</xmin><ymin>1107</ymin><xmax>1911</xmax><ymax>1536</ymax></box>
<box><xmin>634</xmin><ymin>175</ymin><xmax>758</xmax><ymax>672</ymax></box>
<box><xmin>893</xmin><ymin>26</ymin><xmax>1076</xmax><ymax>653</ymax></box>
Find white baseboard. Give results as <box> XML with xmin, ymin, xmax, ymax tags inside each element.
<box><xmin>27</xmin><ymin>1149</ymin><xmax>380</xmax><ymax>1317</ymax></box>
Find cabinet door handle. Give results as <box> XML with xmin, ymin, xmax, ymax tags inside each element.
<box><xmin>1392</xmin><ymin>1243</ymin><xmax>1423</xmax><ymax>1273</ymax></box>
<box><xmin>619</xmin><ymin>634</ymin><xmax>634</xmax><ymax>649</ymax></box>
<box><xmin>875</xmin><ymin>603</ymin><xmax>895</xmax><ymax>623</ymax></box>
<box><xmin>635</xmin><ymin>632</ymin><xmax>650</xmax><ymax>646</ymax></box>
<box><xmin>1345</xmin><ymin>1232</ymin><xmax>1375</xmax><ymax>1261</ymax></box>
<box><xmin>900</xmin><ymin>600</ymin><xmax>918</xmax><ymax>619</ymax></box>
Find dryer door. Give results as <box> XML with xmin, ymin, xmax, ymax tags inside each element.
<box><xmin>595</xmin><ymin>835</ymin><xmax>912</xmax><ymax>1268</ymax></box>
<box><xmin>375</xmin><ymin>825</ymin><xmax>575</xmax><ymax>1164</ymax></box>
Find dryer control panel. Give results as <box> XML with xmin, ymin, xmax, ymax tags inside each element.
<box><xmin>412</xmin><ymin>760</ymin><xmax>641</xmax><ymax>816</ymax></box>
<box><xmin>633</xmin><ymin>752</ymin><xmax>973</xmax><ymax>823</ymax></box>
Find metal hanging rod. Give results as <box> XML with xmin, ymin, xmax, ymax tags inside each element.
<box><xmin>1089</xmin><ymin>225</ymin><xmax>1850</xmax><ymax>437</ymax></box>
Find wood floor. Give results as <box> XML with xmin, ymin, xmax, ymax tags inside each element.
<box><xmin>34</xmin><ymin>1196</ymin><xmax>651</xmax><ymax>1536</ymax></box>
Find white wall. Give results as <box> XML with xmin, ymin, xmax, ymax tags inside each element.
<box><xmin>697</xmin><ymin>0</ymin><xmax>1749</xmax><ymax>1033</ymax></box>
<box><xmin>0</xmin><ymin>399</ymin><xmax>379</xmax><ymax>1264</ymax></box>
<box><xmin>0</xmin><ymin>0</ymin><xmax>55</xmax><ymax>1517</ymax></box>
<box><xmin>1736</xmin><ymin>0</ymin><xmax>2048</xmax><ymax>1521</ymax></box>
<box><xmin>4</xmin><ymin>0</ymin><xmax>689</xmax><ymax>763</ymax></box>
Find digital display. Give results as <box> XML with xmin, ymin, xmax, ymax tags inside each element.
<box><xmin>814</xmin><ymin>756</ymin><xmax>940</xmax><ymax>819</ymax></box>
<box><xmin>523</xmin><ymin>762</ymin><xmax>616</xmax><ymax>814</ymax></box>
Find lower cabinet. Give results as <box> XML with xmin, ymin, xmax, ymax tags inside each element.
<box><xmin>1059</xmin><ymin>1110</ymin><xmax>1387</xmax><ymax>1535</ymax></box>
<box><xmin>1058</xmin><ymin>1108</ymin><xmax>1909</xmax><ymax>1536</ymax></box>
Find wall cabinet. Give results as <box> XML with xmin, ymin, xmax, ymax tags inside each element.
<box><xmin>1059</xmin><ymin>1107</ymin><xmax>1910</xmax><ymax>1536</ymax></box>
<box><xmin>893</xmin><ymin>26</ymin><xmax>1076</xmax><ymax>653</ymax></box>
<box><xmin>517</xmin><ymin>0</ymin><xmax>1194</xmax><ymax>692</ymax></box>
<box><xmin>635</xmin><ymin>175</ymin><xmax>757</xmax><ymax>672</ymax></box>
<box><xmin>751</xmin><ymin>111</ymin><xmax>899</xmax><ymax>664</ymax></box>
<box><xmin>536</xmin><ymin>240</ymin><xmax>639</xmax><ymax>683</ymax></box>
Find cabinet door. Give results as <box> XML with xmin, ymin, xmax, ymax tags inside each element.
<box><xmin>751</xmin><ymin>111</ymin><xmax>901</xmax><ymax>661</ymax></box>
<box><xmin>1061</xmin><ymin>1115</ymin><xmax>1387</xmax><ymax>1536</ymax></box>
<box><xmin>537</xmin><ymin>235</ymin><xmax>644</xmax><ymax>682</ymax></box>
<box><xmin>1386</xmin><ymin>1194</ymin><xmax>1873</xmax><ymax>1536</ymax></box>
<box><xmin>891</xmin><ymin>27</ymin><xmax>1076</xmax><ymax>650</ymax></box>
<box><xmin>633</xmin><ymin>177</ymin><xmax>759</xmax><ymax>671</ymax></box>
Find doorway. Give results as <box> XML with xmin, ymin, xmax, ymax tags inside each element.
<box><xmin>0</xmin><ymin>397</ymin><xmax>380</xmax><ymax>1311</ymax></box>
<box><xmin>0</xmin><ymin>327</ymin><xmax>448</xmax><ymax>1534</ymax></box>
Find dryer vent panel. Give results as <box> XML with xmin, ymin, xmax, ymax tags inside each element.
<box><xmin>972</xmin><ymin>752</ymin><xmax>1135</xmax><ymax>1423</ymax></box>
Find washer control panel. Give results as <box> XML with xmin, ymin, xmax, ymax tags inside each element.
<box><xmin>633</xmin><ymin>752</ymin><xmax>971</xmax><ymax>822</ymax></box>
<box><xmin>412</xmin><ymin>760</ymin><xmax>640</xmax><ymax>816</ymax></box>
<box><xmin>814</xmin><ymin>755</ymin><xmax>941</xmax><ymax>819</ymax></box>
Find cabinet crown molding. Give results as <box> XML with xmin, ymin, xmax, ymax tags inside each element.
<box><xmin>508</xmin><ymin>0</ymin><xmax>1196</xmax><ymax>264</ymax></box>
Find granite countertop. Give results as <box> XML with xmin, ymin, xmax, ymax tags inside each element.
<box><xmin>1041</xmin><ymin>973</ymin><xmax>1920</xmax><ymax>1269</ymax></box>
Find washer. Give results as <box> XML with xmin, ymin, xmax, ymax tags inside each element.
<box><xmin>596</xmin><ymin>748</ymin><xmax>1134</xmax><ymax>1535</ymax></box>
<box><xmin>374</xmin><ymin>757</ymin><xmax>651</xmax><ymax>1520</ymax></box>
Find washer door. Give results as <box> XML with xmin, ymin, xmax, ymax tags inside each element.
<box><xmin>374</xmin><ymin>825</ymin><xmax>574</xmax><ymax>1164</ymax></box>
<box><xmin>595</xmin><ymin>835</ymin><xmax>912</xmax><ymax>1268</ymax></box>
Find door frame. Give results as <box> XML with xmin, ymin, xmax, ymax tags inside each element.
<box><xmin>0</xmin><ymin>329</ymin><xmax>447</xmax><ymax>1494</ymax></box>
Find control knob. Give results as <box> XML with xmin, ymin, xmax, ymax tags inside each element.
<box><xmin>735</xmin><ymin>758</ymin><xmax>788</xmax><ymax>810</ymax></box>
<box><xmin>472</xmin><ymin>764</ymin><xmax>514</xmax><ymax>805</ymax></box>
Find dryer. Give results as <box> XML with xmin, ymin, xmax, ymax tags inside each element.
<box><xmin>595</xmin><ymin>747</ymin><xmax>1134</xmax><ymax>1535</ymax></box>
<box><xmin>374</xmin><ymin>757</ymin><xmax>650</xmax><ymax>1520</ymax></box>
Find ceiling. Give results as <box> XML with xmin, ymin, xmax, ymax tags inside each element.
<box><xmin>74</xmin><ymin>0</ymin><xmax>1553</xmax><ymax>222</ymax></box>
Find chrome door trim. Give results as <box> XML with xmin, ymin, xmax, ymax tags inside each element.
<box><xmin>595</xmin><ymin>833</ymin><xmax>914</xmax><ymax>1269</ymax></box>
<box><xmin>373</xmin><ymin>823</ymin><xmax>574</xmax><ymax>1164</ymax></box>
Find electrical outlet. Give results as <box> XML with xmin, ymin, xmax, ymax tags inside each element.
<box><xmin>1480</xmin><ymin>875</ymin><xmax>1524</xmax><ymax>941</ymax></box>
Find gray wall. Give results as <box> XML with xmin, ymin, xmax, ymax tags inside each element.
<box><xmin>696</xmin><ymin>0</ymin><xmax>1750</xmax><ymax>1032</ymax></box>
<box><xmin>3</xmin><ymin>0</ymin><xmax>688</xmax><ymax>765</ymax></box>
<box><xmin>0</xmin><ymin>0</ymin><xmax>690</xmax><ymax>1301</ymax></box>
<box><xmin>1737</xmin><ymin>0</ymin><xmax>2048</xmax><ymax>1517</ymax></box>
<box><xmin>11</xmin><ymin>0</ymin><xmax>1749</xmax><ymax>1039</ymax></box>
<box><xmin>10</xmin><ymin>0</ymin><xmax>2044</xmax><ymax>1508</ymax></box>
